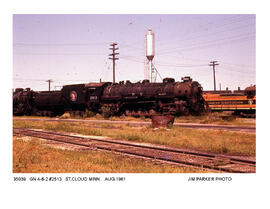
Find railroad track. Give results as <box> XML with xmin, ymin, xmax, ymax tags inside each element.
<box><xmin>13</xmin><ymin>117</ymin><xmax>255</xmax><ymax>132</ymax></box>
<box><xmin>13</xmin><ymin>128</ymin><xmax>256</xmax><ymax>173</ymax></box>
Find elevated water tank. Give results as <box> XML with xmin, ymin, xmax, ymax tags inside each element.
<box><xmin>146</xmin><ymin>29</ymin><xmax>155</xmax><ymax>61</ymax></box>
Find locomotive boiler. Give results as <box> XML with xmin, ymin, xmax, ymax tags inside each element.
<box><xmin>13</xmin><ymin>76</ymin><xmax>206</xmax><ymax>117</ymax></box>
<box><xmin>100</xmin><ymin>77</ymin><xmax>205</xmax><ymax>116</ymax></box>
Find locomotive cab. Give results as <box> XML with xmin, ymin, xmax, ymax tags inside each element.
<box><xmin>85</xmin><ymin>82</ymin><xmax>111</xmax><ymax>101</ymax></box>
<box><xmin>85</xmin><ymin>82</ymin><xmax>111</xmax><ymax>112</ymax></box>
<box><xmin>244</xmin><ymin>85</ymin><xmax>256</xmax><ymax>98</ymax></box>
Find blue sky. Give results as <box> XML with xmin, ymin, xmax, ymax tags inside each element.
<box><xmin>13</xmin><ymin>14</ymin><xmax>255</xmax><ymax>91</ymax></box>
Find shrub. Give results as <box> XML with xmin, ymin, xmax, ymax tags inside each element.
<box><xmin>83</xmin><ymin>110</ymin><xmax>96</xmax><ymax>118</ymax></box>
<box><xmin>221</xmin><ymin>115</ymin><xmax>236</xmax><ymax>121</ymax></box>
<box><xmin>101</xmin><ymin>106</ymin><xmax>111</xmax><ymax>119</ymax></box>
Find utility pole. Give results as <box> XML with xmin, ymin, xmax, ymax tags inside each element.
<box><xmin>109</xmin><ymin>43</ymin><xmax>119</xmax><ymax>84</ymax></box>
<box><xmin>209</xmin><ymin>61</ymin><xmax>219</xmax><ymax>91</ymax></box>
<box><xmin>46</xmin><ymin>79</ymin><xmax>53</xmax><ymax>92</ymax></box>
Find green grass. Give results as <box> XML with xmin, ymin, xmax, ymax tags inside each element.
<box><xmin>13</xmin><ymin>119</ymin><xmax>256</xmax><ymax>156</ymax></box>
<box><xmin>13</xmin><ymin>137</ymin><xmax>207</xmax><ymax>173</ymax></box>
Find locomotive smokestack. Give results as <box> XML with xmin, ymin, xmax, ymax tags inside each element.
<box><xmin>146</xmin><ymin>29</ymin><xmax>155</xmax><ymax>82</ymax></box>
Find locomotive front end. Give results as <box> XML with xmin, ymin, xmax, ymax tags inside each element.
<box><xmin>13</xmin><ymin>88</ymin><xmax>34</xmax><ymax>115</ymax></box>
<box><xmin>173</xmin><ymin>77</ymin><xmax>205</xmax><ymax>115</ymax></box>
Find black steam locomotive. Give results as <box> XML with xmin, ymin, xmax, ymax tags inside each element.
<box><xmin>13</xmin><ymin>76</ymin><xmax>206</xmax><ymax>117</ymax></box>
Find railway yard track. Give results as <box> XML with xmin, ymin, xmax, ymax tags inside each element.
<box><xmin>13</xmin><ymin>128</ymin><xmax>256</xmax><ymax>173</ymax></box>
<box><xmin>14</xmin><ymin>117</ymin><xmax>256</xmax><ymax>133</ymax></box>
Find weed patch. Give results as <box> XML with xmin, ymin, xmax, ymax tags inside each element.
<box><xmin>13</xmin><ymin>137</ymin><xmax>206</xmax><ymax>173</ymax></box>
<box><xmin>13</xmin><ymin>119</ymin><xmax>256</xmax><ymax>156</ymax></box>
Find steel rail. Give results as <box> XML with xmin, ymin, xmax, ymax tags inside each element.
<box><xmin>13</xmin><ymin>128</ymin><xmax>256</xmax><ymax>173</ymax></box>
<box><xmin>15</xmin><ymin>128</ymin><xmax>255</xmax><ymax>165</ymax></box>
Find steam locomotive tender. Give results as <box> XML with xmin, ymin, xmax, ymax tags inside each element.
<box><xmin>13</xmin><ymin>76</ymin><xmax>206</xmax><ymax>117</ymax></box>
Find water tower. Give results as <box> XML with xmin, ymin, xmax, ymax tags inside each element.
<box><xmin>146</xmin><ymin>29</ymin><xmax>155</xmax><ymax>82</ymax></box>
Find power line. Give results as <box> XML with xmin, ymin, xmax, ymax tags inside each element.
<box><xmin>221</xmin><ymin>62</ymin><xmax>255</xmax><ymax>69</ymax></box>
<box><xmin>218</xmin><ymin>67</ymin><xmax>255</xmax><ymax>75</ymax></box>
<box><xmin>13</xmin><ymin>78</ymin><xmax>98</xmax><ymax>82</ymax></box>
<box><xmin>158</xmin><ymin>55</ymin><xmax>255</xmax><ymax>69</ymax></box>
<box><xmin>157</xmin><ymin>22</ymin><xmax>255</xmax><ymax>52</ymax></box>
<box><xmin>157</xmin><ymin>36</ymin><xmax>255</xmax><ymax>55</ymax></box>
<box><xmin>120</xmin><ymin>54</ymin><xmax>144</xmax><ymax>58</ymax></box>
<box><xmin>121</xmin><ymin>57</ymin><xmax>205</xmax><ymax>68</ymax></box>
<box><xmin>157</xmin><ymin>54</ymin><xmax>210</xmax><ymax>63</ymax></box>
<box><xmin>13</xmin><ymin>78</ymin><xmax>45</xmax><ymax>82</ymax></box>
<box><xmin>13</xmin><ymin>42</ymin><xmax>110</xmax><ymax>47</ymax></box>
<box><xmin>156</xmin><ymin>15</ymin><xmax>254</xmax><ymax>46</ymax></box>
<box><xmin>154</xmin><ymin>62</ymin><xmax>208</xmax><ymax>68</ymax></box>
<box><xmin>119</xmin><ymin>43</ymin><xmax>144</xmax><ymax>51</ymax></box>
<box><xmin>121</xmin><ymin>56</ymin><xmax>253</xmax><ymax>73</ymax></box>
<box><xmin>14</xmin><ymin>52</ymin><xmax>106</xmax><ymax>56</ymax></box>
<box><xmin>158</xmin><ymin>36</ymin><xmax>254</xmax><ymax>55</ymax></box>
<box><xmin>121</xmin><ymin>57</ymin><xmax>144</xmax><ymax>63</ymax></box>
<box><xmin>158</xmin><ymin>32</ymin><xmax>255</xmax><ymax>54</ymax></box>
